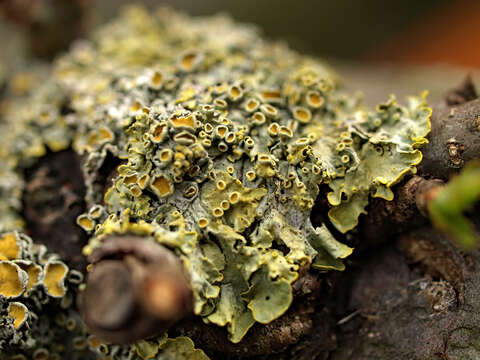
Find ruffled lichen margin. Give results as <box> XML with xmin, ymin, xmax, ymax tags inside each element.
<box><xmin>0</xmin><ymin>6</ymin><xmax>431</xmax><ymax>359</ymax></box>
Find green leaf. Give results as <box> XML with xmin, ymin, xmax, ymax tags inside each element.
<box><xmin>429</xmin><ymin>163</ymin><xmax>480</xmax><ymax>249</ymax></box>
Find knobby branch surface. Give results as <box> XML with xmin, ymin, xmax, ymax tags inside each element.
<box><xmin>81</xmin><ymin>236</ymin><xmax>192</xmax><ymax>344</ymax></box>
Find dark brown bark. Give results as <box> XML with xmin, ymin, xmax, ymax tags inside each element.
<box><xmin>22</xmin><ymin>149</ymin><xmax>88</xmax><ymax>271</ymax></box>
<box><xmin>418</xmin><ymin>80</ymin><xmax>480</xmax><ymax>179</ymax></box>
<box><xmin>330</xmin><ymin>227</ymin><xmax>478</xmax><ymax>360</ymax></box>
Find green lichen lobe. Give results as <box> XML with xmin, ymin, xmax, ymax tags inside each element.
<box><xmin>0</xmin><ymin>5</ymin><xmax>431</xmax><ymax>357</ymax></box>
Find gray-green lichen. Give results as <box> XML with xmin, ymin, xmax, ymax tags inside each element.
<box><xmin>0</xmin><ymin>5</ymin><xmax>431</xmax><ymax>359</ymax></box>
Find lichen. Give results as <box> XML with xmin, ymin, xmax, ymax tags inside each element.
<box><xmin>0</xmin><ymin>5</ymin><xmax>431</xmax><ymax>359</ymax></box>
<box><xmin>0</xmin><ymin>232</ymin><xmax>85</xmax><ymax>359</ymax></box>
<box><xmin>43</xmin><ymin>260</ymin><xmax>69</xmax><ymax>298</ymax></box>
<box><xmin>133</xmin><ymin>336</ymin><xmax>209</xmax><ymax>360</ymax></box>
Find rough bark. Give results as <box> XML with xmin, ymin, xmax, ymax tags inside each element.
<box><xmin>331</xmin><ymin>227</ymin><xmax>479</xmax><ymax>360</ymax></box>
<box><xmin>419</xmin><ymin>97</ymin><xmax>480</xmax><ymax>179</ymax></box>
<box><xmin>22</xmin><ymin>149</ymin><xmax>88</xmax><ymax>271</ymax></box>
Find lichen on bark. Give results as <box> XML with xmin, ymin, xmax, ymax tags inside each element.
<box><xmin>0</xmin><ymin>5</ymin><xmax>435</xmax><ymax>359</ymax></box>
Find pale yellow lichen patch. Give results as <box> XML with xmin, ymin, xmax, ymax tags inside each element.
<box><xmin>150</xmin><ymin>175</ymin><xmax>173</xmax><ymax>197</ymax></box>
<box><xmin>89</xmin><ymin>205</ymin><xmax>103</xmax><ymax>219</ymax></box>
<box><xmin>124</xmin><ymin>174</ymin><xmax>138</xmax><ymax>185</ymax></box>
<box><xmin>138</xmin><ymin>174</ymin><xmax>149</xmax><ymax>189</ymax></box>
<box><xmin>130</xmin><ymin>185</ymin><xmax>142</xmax><ymax>197</ymax></box>
<box><xmin>261</xmin><ymin>104</ymin><xmax>277</xmax><ymax>117</ymax></box>
<box><xmin>22</xmin><ymin>141</ymin><xmax>47</xmax><ymax>158</ymax></box>
<box><xmin>202</xmin><ymin>171</ymin><xmax>267</xmax><ymax>232</ymax></box>
<box><xmin>135</xmin><ymin>339</ymin><xmax>160</xmax><ymax>359</ymax></box>
<box><xmin>159</xmin><ymin>149</ymin><xmax>173</xmax><ymax>162</ymax></box>
<box><xmin>245</xmin><ymin>170</ymin><xmax>256</xmax><ymax>181</ymax></box>
<box><xmin>0</xmin><ymin>261</ymin><xmax>26</xmax><ymax>298</ymax></box>
<box><xmin>175</xmin><ymin>88</ymin><xmax>196</xmax><ymax>104</ymax></box>
<box><xmin>131</xmin><ymin>101</ymin><xmax>142</xmax><ymax>112</ymax></box>
<box><xmin>77</xmin><ymin>214</ymin><xmax>95</xmax><ymax>231</ymax></box>
<box><xmin>184</xmin><ymin>186</ymin><xmax>197</xmax><ymax>198</ymax></box>
<box><xmin>216</xmin><ymin>180</ymin><xmax>226</xmax><ymax>191</ymax></box>
<box><xmin>216</xmin><ymin>125</ymin><xmax>228</xmax><ymax>138</ymax></box>
<box><xmin>174</xmin><ymin>132</ymin><xmax>197</xmax><ymax>145</ymax></box>
<box><xmin>0</xmin><ymin>232</ymin><xmax>20</xmax><ymax>260</ymax></box>
<box><xmin>151</xmin><ymin>71</ymin><xmax>163</xmax><ymax>86</ymax></box>
<box><xmin>268</xmin><ymin>123</ymin><xmax>279</xmax><ymax>136</ymax></box>
<box><xmin>8</xmin><ymin>302</ymin><xmax>28</xmax><ymax>329</ymax></box>
<box><xmin>151</xmin><ymin>123</ymin><xmax>165</xmax><ymax>142</ymax></box>
<box><xmin>100</xmin><ymin>127</ymin><xmax>114</xmax><ymax>141</ymax></box>
<box><xmin>229</xmin><ymin>191</ymin><xmax>240</xmax><ymax>204</ymax></box>
<box><xmin>220</xmin><ymin>200</ymin><xmax>230</xmax><ymax>210</ymax></box>
<box><xmin>225</xmin><ymin>132</ymin><xmax>236</xmax><ymax>144</ymax></box>
<box><xmin>293</xmin><ymin>106</ymin><xmax>312</xmax><ymax>123</ymax></box>
<box><xmin>44</xmin><ymin>261</ymin><xmax>68</xmax><ymax>298</ymax></box>
<box><xmin>245</xmin><ymin>99</ymin><xmax>259</xmax><ymax>112</ymax></box>
<box><xmin>260</xmin><ymin>90</ymin><xmax>282</xmax><ymax>103</ymax></box>
<box><xmin>38</xmin><ymin>111</ymin><xmax>52</xmax><ymax>125</ymax></box>
<box><xmin>229</xmin><ymin>86</ymin><xmax>243</xmax><ymax>101</ymax></box>
<box><xmin>15</xmin><ymin>261</ymin><xmax>41</xmax><ymax>292</ymax></box>
<box><xmin>213</xmin><ymin>208</ymin><xmax>224</xmax><ymax>217</ymax></box>
<box><xmin>306</xmin><ymin>90</ymin><xmax>324</xmax><ymax>108</ymax></box>
<box><xmin>213</xmin><ymin>99</ymin><xmax>228</xmax><ymax>109</ymax></box>
<box><xmin>198</xmin><ymin>218</ymin><xmax>209</xmax><ymax>228</ymax></box>
<box><xmin>255</xmin><ymin>161</ymin><xmax>276</xmax><ymax>178</ymax></box>
<box><xmin>279</xmin><ymin>126</ymin><xmax>293</xmax><ymax>138</ymax></box>
<box><xmin>87</xmin><ymin>126</ymin><xmax>114</xmax><ymax>148</ymax></box>
<box><xmin>178</xmin><ymin>52</ymin><xmax>201</xmax><ymax>72</ymax></box>
<box><xmin>170</xmin><ymin>114</ymin><xmax>195</xmax><ymax>128</ymax></box>
<box><xmin>66</xmin><ymin>317</ymin><xmax>77</xmax><ymax>331</ymax></box>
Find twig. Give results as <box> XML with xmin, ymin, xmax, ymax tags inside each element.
<box><xmin>337</xmin><ymin>309</ymin><xmax>361</xmax><ymax>325</ymax></box>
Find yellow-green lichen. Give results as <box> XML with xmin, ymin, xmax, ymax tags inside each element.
<box><xmin>0</xmin><ymin>233</ymin><xmax>21</xmax><ymax>260</ymax></box>
<box><xmin>8</xmin><ymin>302</ymin><xmax>28</xmax><ymax>329</ymax></box>
<box><xmin>0</xmin><ymin>5</ymin><xmax>432</xmax><ymax>358</ymax></box>
<box><xmin>0</xmin><ymin>261</ymin><xmax>27</xmax><ymax>298</ymax></box>
<box><xmin>14</xmin><ymin>260</ymin><xmax>42</xmax><ymax>293</ymax></box>
<box><xmin>0</xmin><ymin>232</ymin><xmax>84</xmax><ymax>359</ymax></box>
<box><xmin>43</xmin><ymin>260</ymin><xmax>69</xmax><ymax>298</ymax></box>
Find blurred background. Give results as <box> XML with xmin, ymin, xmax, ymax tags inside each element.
<box><xmin>1</xmin><ymin>0</ymin><xmax>479</xmax><ymax>104</ymax></box>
